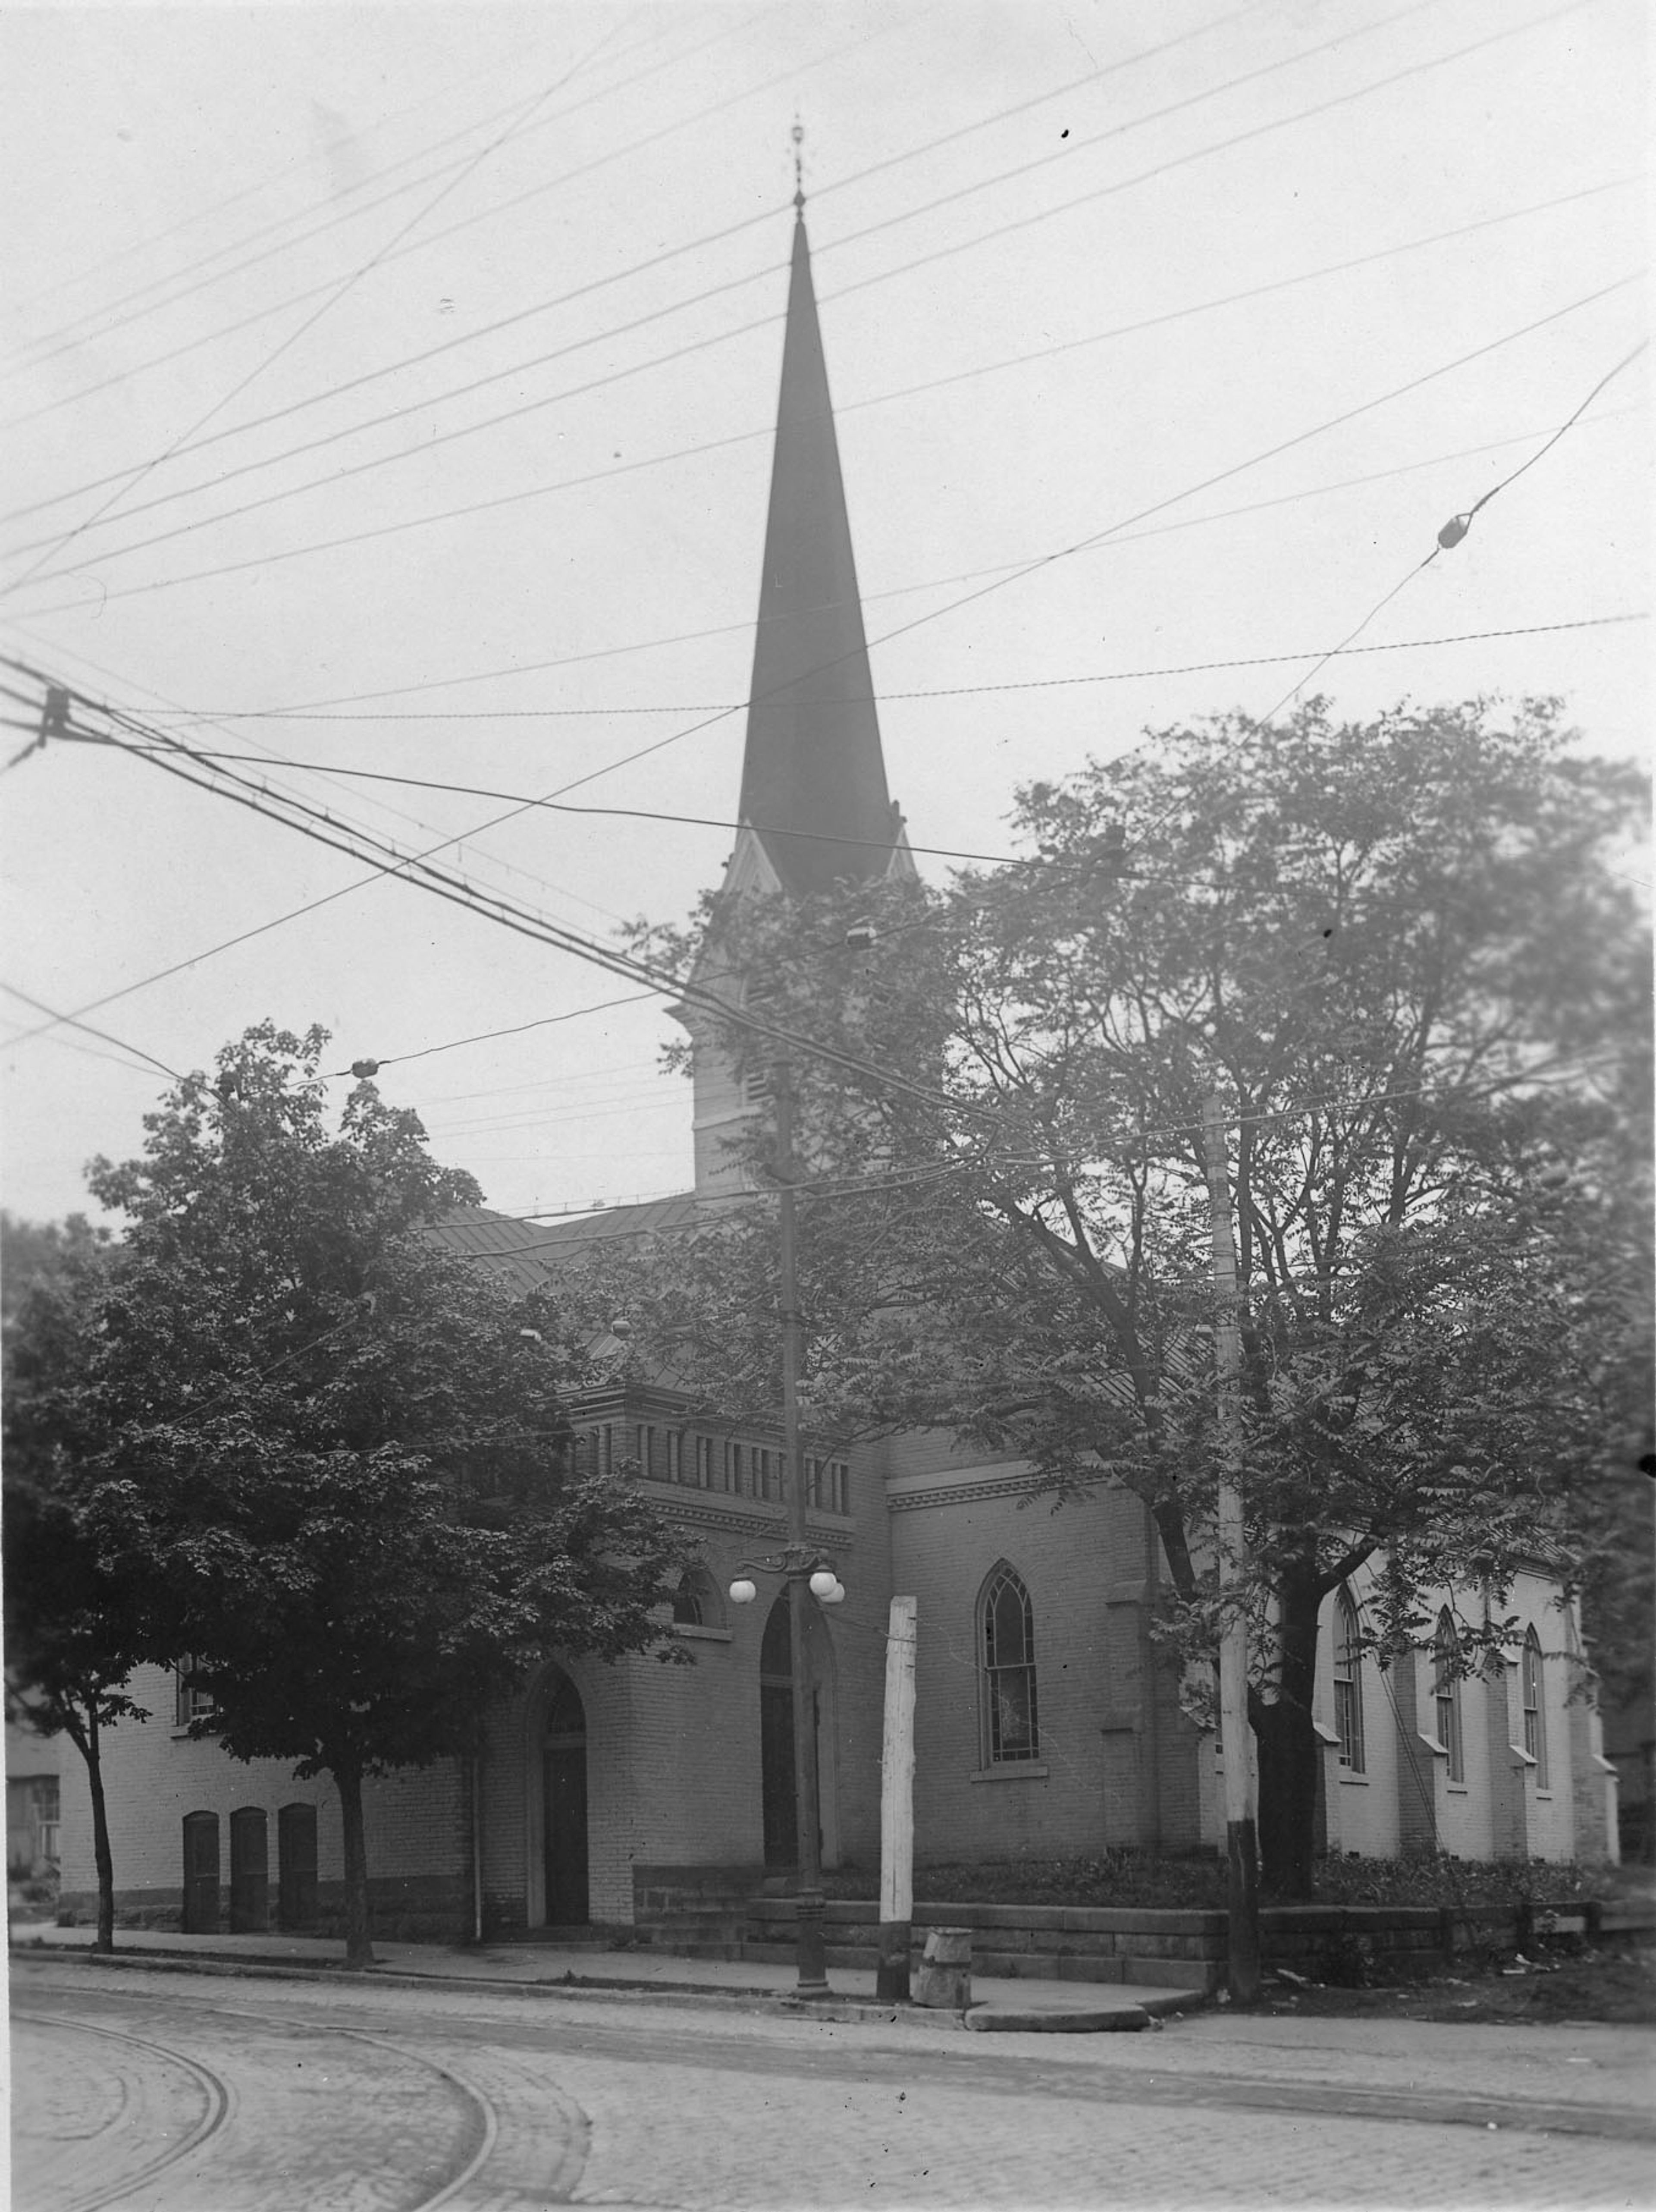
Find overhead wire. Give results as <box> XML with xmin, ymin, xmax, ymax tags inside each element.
<box><xmin>5</xmin><ymin>31</ymin><xmax>585</xmax><ymax>322</ymax></box>
<box><xmin>1</xmin><ymin>5</ymin><xmax>887</xmax><ymax>419</ymax></box>
<box><xmin>1246</xmin><ymin>338</ymin><xmax>1651</xmax><ymax>730</ymax></box>
<box><xmin>0</xmin><ymin>982</ymin><xmax>185</xmax><ymax>1084</ymax></box>
<box><xmin>3</xmin><ymin>689</ymin><xmax>999</xmax><ymax>1131</ymax></box>
<box><xmin>3</xmin><ymin>0</ymin><xmax>1263</xmax><ymax>483</ymax></box>
<box><xmin>171</xmin><ymin>400</ymin><xmax>1639</xmax><ymax>721</ymax></box>
<box><xmin>13</xmin><ymin>676</ymin><xmax>1634</xmax><ymax>1178</ymax></box>
<box><xmin>57</xmin><ymin>614</ymin><xmax>1643</xmax><ymax>747</ymax></box>
<box><xmin>0</xmin><ymin>620</ymin><xmax>640</xmax><ymax>940</ymax></box>
<box><xmin>4</xmin><ymin>14</ymin><xmax>642</xmax><ymax>600</ymax></box>
<box><xmin>9</xmin><ymin>170</ymin><xmax>1631</xmax><ymax>565</ymax></box>
<box><xmin>1</xmin><ymin>269</ymin><xmax>1642</xmax><ymax>1071</ymax></box>
<box><xmin>10</xmin><ymin>7</ymin><xmax>1611</xmax><ymax>593</ymax></box>
<box><xmin>3</xmin><ymin>7</ymin><xmax>750</xmax><ymax>375</ymax></box>
<box><xmin>17</xmin><ymin>241</ymin><xmax>1634</xmax><ymax>627</ymax></box>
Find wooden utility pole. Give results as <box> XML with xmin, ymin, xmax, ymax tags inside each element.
<box><xmin>775</xmin><ymin>1073</ymin><xmax>829</xmax><ymax>1995</ymax></box>
<box><xmin>1203</xmin><ymin>1093</ymin><xmax>1261</xmax><ymax>2004</ymax></box>
<box><xmin>877</xmin><ymin>1595</ymin><xmax>918</xmax><ymax>2001</ymax></box>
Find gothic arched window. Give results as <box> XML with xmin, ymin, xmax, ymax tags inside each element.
<box><xmin>980</xmin><ymin>1565</ymin><xmax>1039</xmax><ymax>1765</ymax></box>
<box><xmin>1333</xmin><ymin>1589</ymin><xmax>1365</xmax><ymax>1774</ymax></box>
<box><xmin>1521</xmin><ymin>1628</ymin><xmax>1549</xmax><ymax>1789</ymax></box>
<box><xmin>1433</xmin><ymin>1610</ymin><xmax>1465</xmax><ymax>1783</ymax></box>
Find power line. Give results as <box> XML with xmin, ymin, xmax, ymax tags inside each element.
<box><xmin>4</xmin><ymin>17</ymin><xmax>639</xmax><ymax>600</ymax></box>
<box><xmin>1</xmin><ymin>6</ymin><xmax>888</xmax><ymax>420</ymax></box>
<box><xmin>3</xmin><ymin>0</ymin><xmax>1264</xmax><ymax>486</ymax></box>
<box><xmin>7</xmin><ymin>694</ymin><xmax>994</xmax><ymax>1132</ymax></box>
<box><xmin>70</xmin><ymin>614</ymin><xmax>1639</xmax><ymax>738</ymax></box>
<box><xmin>1</xmin><ymin>273</ymin><xmax>1640</xmax><ymax>1065</ymax></box>
<box><xmin>0</xmin><ymin>619</ymin><xmax>638</xmax><ymax>937</ymax></box>
<box><xmin>3</xmin><ymin>9</ymin><xmax>751</xmax><ymax>374</ymax></box>
<box><xmin>11</xmin><ymin>170</ymin><xmax>1628</xmax><ymax>564</ymax></box>
<box><xmin>1247</xmin><ymin>340</ymin><xmax>1651</xmax><ymax>730</ymax></box>
<box><xmin>11</xmin><ymin>9</ymin><xmax>1606</xmax><ymax>589</ymax></box>
<box><xmin>0</xmin><ymin>981</ymin><xmax>184</xmax><ymax>1084</ymax></box>
<box><xmin>171</xmin><ymin>401</ymin><xmax>1637</xmax><ymax>720</ymax></box>
<box><xmin>14</xmin><ymin>251</ymin><xmax>1636</xmax><ymax>629</ymax></box>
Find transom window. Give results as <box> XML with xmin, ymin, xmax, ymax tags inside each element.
<box><xmin>981</xmin><ymin>1565</ymin><xmax>1039</xmax><ymax>1764</ymax></box>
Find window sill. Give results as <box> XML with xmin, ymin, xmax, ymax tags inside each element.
<box><xmin>1336</xmin><ymin>1773</ymin><xmax>1370</xmax><ymax>1787</ymax></box>
<box><xmin>673</xmin><ymin>1624</ymin><xmax>733</xmax><ymax>1644</ymax></box>
<box><xmin>1446</xmin><ymin>1784</ymin><xmax>1470</xmax><ymax>1795</ymax></box>
<box><xmin>970</xmin><ymin>1763</ymin><xmax>1049</xmax><ymax>1783</ymax></box>
<box><xmin>170</xmin><ymin>1726</ymin><xmax>219</xmax><ymax>1740</ymax></box>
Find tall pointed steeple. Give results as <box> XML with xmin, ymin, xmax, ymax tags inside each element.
<box><xmin>683</xmin><ymin>151</ymin><xmax>911</xmax><ymax>1199</ymax></box>
<box><xmin>736</xmin><ymin>149</ymin><xmax>902</xmax><ymax>898</ymax></box>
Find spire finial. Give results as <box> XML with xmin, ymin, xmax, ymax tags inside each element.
<box><xmin>791</xmin><ymin>118</ymin><xmax>805</xmax><ymax>214</ymax></box>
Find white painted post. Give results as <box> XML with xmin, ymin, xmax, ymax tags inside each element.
<box><xmin>877</xmin><ymin>1595</ymin><xmax>918</xmax><ymax>2001</ymax></box>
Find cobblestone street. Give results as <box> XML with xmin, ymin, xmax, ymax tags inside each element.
<box><xmin>12</xmin><ymin>1958</ymin><xmax>1653</xmax><ymax>2210</ymax></box>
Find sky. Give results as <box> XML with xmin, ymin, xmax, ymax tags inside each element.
<box><xmin>0</xmin><ymin>0</ymin><xmax>1647</xmax><ymax>1232</ymax></box>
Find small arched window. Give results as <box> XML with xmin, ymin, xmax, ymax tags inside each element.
<box><xmin>671</xmin><ymin>1566</ymin><xmax>724</xmax><ymax>1631</ymax></box>
<box><xmin>1333</xmin><ymin>1589</ymin><xmax>1365</xmax><ymax>1774</ymax></box>
<box><xmin>1521</xmin><ymin>1628</ymin><xmax>1549</xmax><ymax>1789</ymax></box>
<box><xmin>980</xmin><ymin>1565</ymin><xmax>1039</xmax><ymax>1765</ymax></box>
<box><xmin>1433</xmin><ymin>1610</ymin><xmax>1465</xmax><ymax>1783</ymax></box>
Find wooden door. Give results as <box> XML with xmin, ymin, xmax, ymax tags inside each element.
<box><xmin>228</xmin><ymin>1807</ymin><xmax>269</xmax><ymax>1932</ymax></box>
<box><xmin>181</xmin><ymin>1811</ymin><xmax>220</xmax><ymax>1933</ymax></box>
<box><xmin>759</xmin><ymin>1595</ymin><xmax>821</xmax><ymax>1869</ymax></box>
<box><xmin>543</xmin><ymin>1674</ymin><xmax>589</xmax><ymax>1926</ymax></box>
<box><xmin>277</xmin><ymin>1803</ymin><xmax>318</xmax><ymax>1930</ymax></box>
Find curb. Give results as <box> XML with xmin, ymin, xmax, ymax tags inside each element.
<box><xmin>11</xmin><ymin>1940</ymin><xmax>1206</xmax><ymax>2031</ymax></box>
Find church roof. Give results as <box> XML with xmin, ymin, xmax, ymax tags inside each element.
<box><xmin>427</xmin><ymin>1197</ymin><xmax>698</xmax><ymax>1291</ymax></box>
<box><xmin>737</xmin><ymin>205</ymin><xmax>899</xmax><ymax>899</ymax></box>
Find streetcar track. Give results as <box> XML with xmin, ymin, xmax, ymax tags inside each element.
<box><xmin>12</xmin><ymin>2007</ymin><xmax>235</xmax><ymax>2212</ymax></box>
<box><xmin>17</xmin><ymin>1960</ymin><xmax>1651</xmax><ymax>2179</ymax></box>
<box><xmin>18</xmin><ymin>1980</ymin><xmax>582</xmax><ymax>2211</ymax></box>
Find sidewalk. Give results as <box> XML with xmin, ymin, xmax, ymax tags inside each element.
<box><xmin>9</xmin><ymin>1922</ymin><xmax>1201</xmax><ymax>2032</ymax></box>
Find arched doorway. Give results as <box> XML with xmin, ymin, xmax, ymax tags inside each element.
<box><xmin>543</xmin><ymin>1670</ymin><xmax>590</xmax><ymax>1926</ymax></box>
<box><xmin>759</xmin><ymin>1594</ymin><xmax>839</xmax><ymax>1869</ymax></box>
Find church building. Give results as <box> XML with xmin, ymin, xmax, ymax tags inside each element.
<box><xmin>54</xmin><ymin>184</ymin><xmax>1615</xmax><ymax>1945</ymax></box>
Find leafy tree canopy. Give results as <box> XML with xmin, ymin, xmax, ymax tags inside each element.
<box><xmin>604</xmin><ymin>697</ymin><xmax>1651</xmax><ymax>1890</ymax></box>
<box><xmin>6</xmin><ymin>1022</ymin><xmax>687</xmax><ymax>1960</ymax></box>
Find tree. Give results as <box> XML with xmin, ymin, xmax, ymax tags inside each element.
<box><xmin>5</xmin><ymin>1242</ymin><xmax>147</xmax><ymax>1953</ymax></box>
<box><xmin>605</xmin><ymin>697</ymin><xmax>1650</xmax><ymax>1896</ymax></box>
<box><xmin>6</xmin><ymin>1023</ymin><xmax>687</xmax><ymax>1965</ymax></box>
<box><xmin>1</xmin><ymin>1210</ymin><xmax>110</xmax><ymax>1325</ymax></box>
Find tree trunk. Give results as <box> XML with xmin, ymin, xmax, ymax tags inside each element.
<box><xmin>332</xmin><ymin>1759</ymin><xmax>376</xmax><ymax>1970</ymax></box>
<box><xmin>1252</xmin><ymin>1580</ymin><xmax>1324</xmax><ymax>1901</ymax></box>
<box><xmin>84</xmin><ymin>1704</ymin><xmax>116</xmax><ymax>1953</ymax></box>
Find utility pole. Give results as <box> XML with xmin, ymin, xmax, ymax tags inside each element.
<box><xmin>1203</xmin><ymin>1093</ymin><xmax>1261</xmax><ymax>2004</ymax></box>
<box><xmin>877</xmin><ymin>1594</ymin><xmax>918</xmax><ymax>2001</ymax></box>
<box><xmin>775</xmin><ymin>1072</ymin><xmax>829</xmax><ymax>1995</ymax></box>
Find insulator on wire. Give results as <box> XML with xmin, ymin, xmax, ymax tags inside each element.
<box><xmin>1436</xmin><ymin>513</ymin><xmax>1472</xmax><ymax>550</ymax></box>
<box><xmin>350</xmin><ymin>1059</ymin><xmax>380</xmax><ymax>1079</ymax></box>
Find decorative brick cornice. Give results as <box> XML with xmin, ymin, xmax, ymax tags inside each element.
<box><xmin>887</xmin><ymin>1472</ymin><xmax>1044</xmax><ymax>1513</ymax></box>
<box><xmin>645</xmin><ymin>1489</ymin><xmax>855</xmax><ymax>1546</ymax></box>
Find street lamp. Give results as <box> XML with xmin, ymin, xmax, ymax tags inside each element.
<box><xmin>728</xmin><ymin>1546</ymin><xmax>843</xmax><ymax>1995</ymax></box>
<box><xmin>726</xmin><ymin>1065</ymin><xmax>838</xmax><ymax>1996</ymax></box>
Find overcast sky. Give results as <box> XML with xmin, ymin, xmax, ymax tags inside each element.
<box><xmin>0</xmin><ymin>0</ymin><xmax>1647</xmax><ymax>1231</ymax></box>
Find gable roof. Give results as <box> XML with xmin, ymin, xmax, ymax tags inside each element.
<box><xmin>426</xmin><ymin>1197</ymin><xmax>699</xmax><ymax>1294</ymax></box>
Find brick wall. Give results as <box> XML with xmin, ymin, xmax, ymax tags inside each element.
<box><xmin>54</xmin><ymin>1663</ymin><xmax>468</xmax><ymax>1936</ymax></box>
<box><xmin>478</xmin><ymin>1482</ymin><xmax>893</xmax><ymax>1930</ymax></box>
<box><xmin>887</xmin><ymin>1469</ymin><xmax>1201</xmax><ymax>1864</ymax></box>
